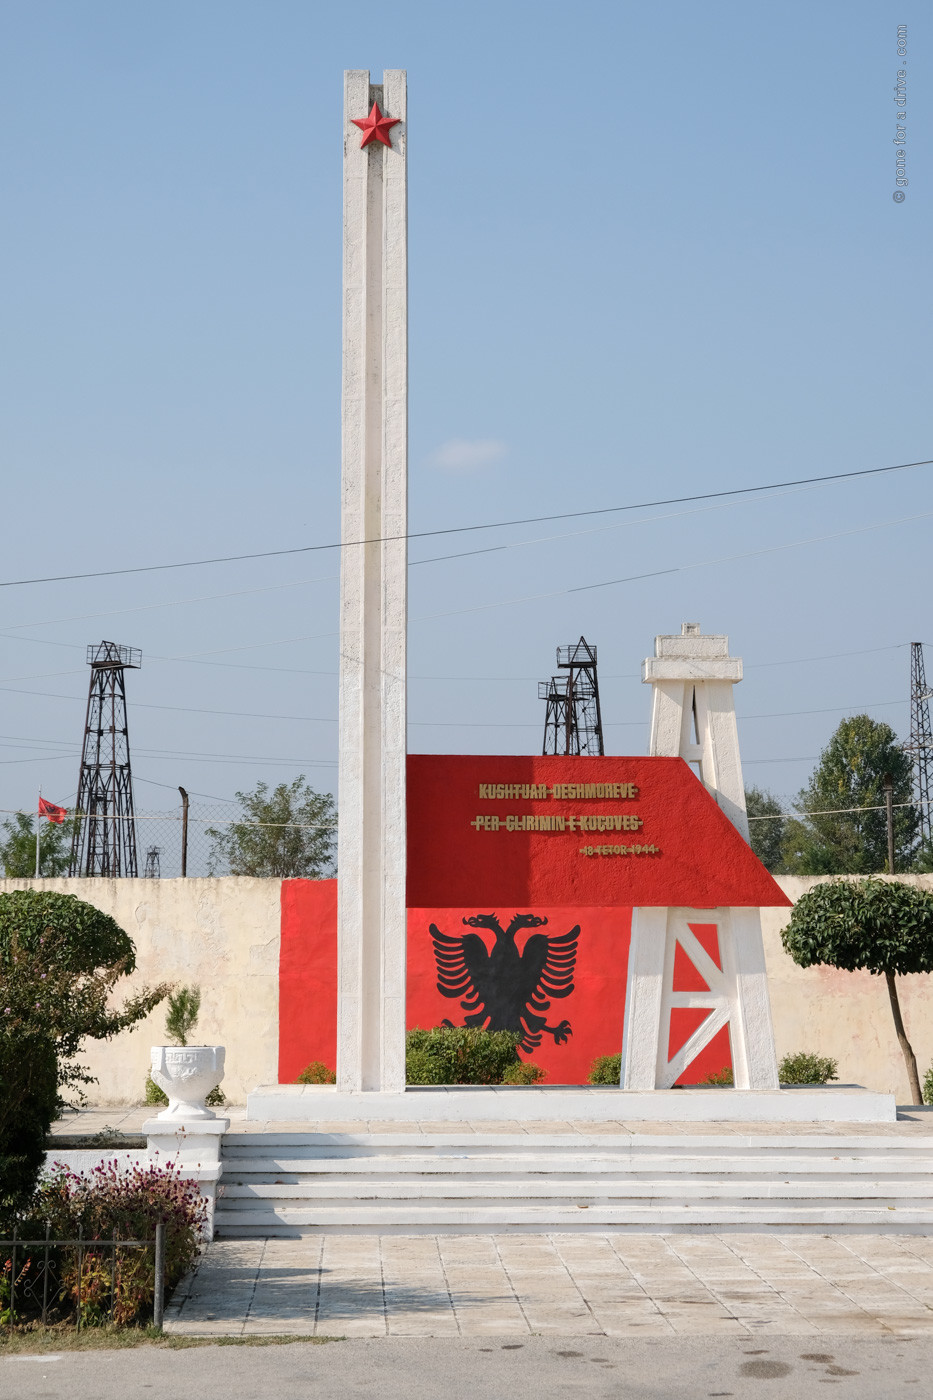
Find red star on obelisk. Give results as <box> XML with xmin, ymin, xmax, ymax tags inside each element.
<box><xmin>352</xmin><ymin>100</ymin><xmax>400</xmax><ymax>149</ymax></box>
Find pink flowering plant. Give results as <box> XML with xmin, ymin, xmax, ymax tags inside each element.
<box><xmin>7</xmin><ymin>1159</ymin><xmax>206</xmax><ymax>1327</ymax></box>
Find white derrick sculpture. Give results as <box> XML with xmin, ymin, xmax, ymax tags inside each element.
<box><xmin>621</xmin><ymin>624</ymin><xmax>780</xmax><ymax>1090</ymax></box>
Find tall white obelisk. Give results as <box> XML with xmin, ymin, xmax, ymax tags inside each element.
<box><xmin>337</xmin><ymin>70</ymin><xmax>408</xmax><ymax>1093</ymax></box>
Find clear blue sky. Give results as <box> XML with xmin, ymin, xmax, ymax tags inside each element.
<box><xmin>0</xmin><ymin>1</ymin><xmax>930</xmax><ymax>841</ymax></box>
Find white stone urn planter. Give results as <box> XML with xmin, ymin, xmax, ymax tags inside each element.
<box><xmin>150</xmin><ymin>1045</ymin><xmax>225</xmax><ymax>1120</ymax></box>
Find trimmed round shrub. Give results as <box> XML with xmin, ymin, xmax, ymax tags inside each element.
<box><xmin>0</xmin><ymin>889</ymin><xmax>135</xmax><ymax>974</ymax></box>
<box><xmin>0</xmin><ymin>891</ymin><xmax>167</xmax><ymax>1224</ymax></box>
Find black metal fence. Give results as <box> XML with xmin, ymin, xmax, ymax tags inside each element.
<box><xmin>1</xmin><ymin>1222</ymin><xmax>166</xmax><ymax>1330</ymax></box>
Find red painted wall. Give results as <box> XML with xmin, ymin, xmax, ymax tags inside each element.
<box><xmin>407</xmin><ymin>904</ymin><xmax>631</xmax><ymax>1084</ymax></box>
<box><xmin>277</xmin><ymin>754</ymin><xmax>782</xmax><ymax>1085</ymax></box>
<box><xmin>279</xmin><ymin>883</ymin><xmax>733</xmax><ymax>1085</ymax></box>
<box><xmin>407</xmin><ymin>754</ymin><xmax>790</xmax><ymax>910</ymax></box>
<box><xmin>278</xmin><ymin>878</ymin><xmax>337</xmax><ymax>1083</ymax></box>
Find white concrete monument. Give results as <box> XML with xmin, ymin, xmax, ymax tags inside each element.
<box><xmin>248</xmin><ymin>81</ymin><xmax>896</xmax><ymax>1128</ymax></box>
<box><xmin>622</xmin><ymin>624</ymin><xmax>780</xmax><ymax>1091</ymax></box>
<box><xmin>336</xmin><ymin>70</ymin><xmax>408</xmax><ymax>1093</ymax></box>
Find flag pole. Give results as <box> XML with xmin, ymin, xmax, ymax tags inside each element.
<box><xmin>35</xmin><ymin>786</ymin><xmax>41</xmax><ymax>879</ymax></box>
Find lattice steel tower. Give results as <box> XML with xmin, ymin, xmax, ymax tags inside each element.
<box><xmin>908</xmin><ymin>641</ymin><xmax>933</xmax><ymax>851</ymax></box>
<box><xmin>70</xmin><ymin>642</ymin><xmax>142</xmax><ymax>877</ymax></box>
<box><xmin>539</xmin><ymin>636</ymin><xmax>604</xmax><ymax>756</ymax></box>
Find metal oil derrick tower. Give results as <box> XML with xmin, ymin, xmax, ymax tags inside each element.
<box><xmin>908</xmin><ymin>641</ymin><xmax>933</xmax><ymax>851</ymax></box>
<box><xmin>70</xmin><ymin>642</ymin><xmax>142</xmax><ymax>877</ymax></box>
<box><xmin>538</xmin><ymin>636</ymin><xmax>605</xmax><ymax>756</ymax></box>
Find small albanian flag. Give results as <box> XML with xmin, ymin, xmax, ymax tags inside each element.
<box><xmin>38</xmin><ymin>797</ymin><xmax>67</xmax><ymax>824</ymax></box>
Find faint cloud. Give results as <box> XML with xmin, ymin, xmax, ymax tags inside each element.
<box><xmin>428</xmin><ymin>438</ymin><xmax>507</xmax><ymax>472</ymax></box>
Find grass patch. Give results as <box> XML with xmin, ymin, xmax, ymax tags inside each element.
<box><xmin>0</xmin><ymin>1325</ymin><xmax>342</xmax><ymax>1353</ymax></box>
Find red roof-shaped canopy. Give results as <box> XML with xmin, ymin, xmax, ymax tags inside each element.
<box><xmin>407</xmin><ymin>754</ymin><xmax>790</xmax><ymax>909</ymax></box>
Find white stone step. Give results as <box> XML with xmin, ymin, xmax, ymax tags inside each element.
<box><xmin>223</xmin><ymin>1132</ymin><xmax>933</xmax><ymax>1153</ymax></box>
<box><xmin>215</xmin><ymin>1130</ymin><xmax>933</xmax><ymax>1236</ymax></box>
<box><xmin>218</xmin><ymin>1181</ymin><xmax>933</xmax><ymax>1204</ymax></box>
<box><xmin>215</xmin><ymin>1203</ymin><xmax>933</xmax><ymax>1234</ymax></box>
<box><xmin>220</xmin><ymin>1154</ymin><xmax>933</xmax><ymax>1177</ymax></box>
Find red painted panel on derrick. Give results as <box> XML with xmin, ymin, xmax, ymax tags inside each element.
<box><xmin>406</xmin><ymin>754</ymin><xmax>790</xmax><ymax>909</ymax></box>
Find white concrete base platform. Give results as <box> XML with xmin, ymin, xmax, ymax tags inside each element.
<box><xmin>246</xmin><ymin>1084</ymin><xmax>896</xmax><ymax>1124</ymax></box>
<box><xmin>215</xmin><ymin>1129</ymin><xmax>933</xmax><ymax>1238</ymax></box>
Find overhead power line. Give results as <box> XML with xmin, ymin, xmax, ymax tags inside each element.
<box><xmin>0</xmin><ymin>480</ymin><xmax>825</xmax><ymax>631</ymax></box>
<box><xmin>748</xmin><ymin>798</ymin><xmax>933</xmax><ymax>821</ymax></box>
<box><xmin>0</xmin><ymin>456</ymin><xmax>929</xmax><ymax>590</ymax></box>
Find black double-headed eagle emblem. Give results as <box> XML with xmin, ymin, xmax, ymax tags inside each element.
<box><xmin>429</xmin><ymin>913</ymin><xmax>579</xmax><ymax>1053</ymax></box>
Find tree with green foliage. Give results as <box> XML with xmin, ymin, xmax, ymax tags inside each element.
<box><xmin>913</xmin><ymin>840</ymin><xmax>933</xmax><ymax>874</ymax></box>
<box><xmin>782</xmin><ymin>877</ymin><xmax>933</xmax><ymax>1105</ymax></box>
<box><xmin>0</xmin><ymin>890</ymin><xmax>168</xmax><ymax>1221</ymax></box>
<box><xmin>781</xmin><ymin>716</ymin><xmax>918</xmax><ymax>874</ymax></box>
<box><xmin>0</xmin><ymin>811</ymin><xmax>78</xmax><ymax>877</ymax></box>
<box><xmin>745</xmin><ymin>786</ymin><xmax>787</xmax><ymax>872</ymax></box>
<box><xmin>206</xmin><ymin>776</ymin><xmax>337</xmax><ymax>878</ymax></box>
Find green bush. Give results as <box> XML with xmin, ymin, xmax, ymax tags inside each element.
<box><xmin>923</xmin><ymin>1065</ymin><xmax>933</xmax><ymax>1106</ymax></box>
<box><xmin>586</xmin><ymin>1054</ymin><xmax>622</xmax><ymax>1085</ymax></box>
<box><xmin>405</xmin><ymin>1027</ymin><xmax>524</xmax><ymax>1085</ymax></box>
<box><xmin>779</xmin><ymin>1051</ymin><xmax>839</xmax><ymax>1085</ymax></box>
<box><xmin>501</xmin><ymin>1061</ymin><xmax>546</xmax><ymax>1085</ymax></box>
<box><xmin>144</xmin><ymin>1074</ymin><xmax>167</xmax><ymax>1107</ymax></box>
<box><xmin>698</xmin><ymin>1066</ymin><xmax>734</xmax><ymax>1086</ymax></box>
<box><xmin>0</xmin><ymin>895</ymin><xmax>167</xmax><ymax>1224</ymax></box>
<box><xmin>296</xmin><ymin>1061</ymin><xmax>337</xmax><ymax>1085</ymax></box>
<box><xmin>0</xmin><ymin>1025</ymin><xmax>58</xmax><ymax>1220</ymax></box>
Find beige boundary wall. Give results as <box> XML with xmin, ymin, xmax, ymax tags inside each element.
<box><xmin>0</xmin><ymin>877</ymin><xmax>280</xmax><ymax>1105</ymax></box>
<box><xmin>4</xmin><ymin>874</ymin><xmax>933</xmax><ymax>1105</ymax></box>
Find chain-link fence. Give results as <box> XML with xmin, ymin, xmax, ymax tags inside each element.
<box><xmin>1</xmin><ymin>798</ymin><xmax>337</xmax><ymax>880</ymax></box>
<box><xmin>133</xmin><ymin>799</ymin><xmax>337</xmax><ymax>879</ymax></box>
<box><xmin>134</xmin><ymin>802</ymin><xmax>230</xmax><ymax>879</ymax></box>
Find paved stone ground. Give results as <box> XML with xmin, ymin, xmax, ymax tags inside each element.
<box><xmin>52</xmin><ymin>1108</ymin><xmax>933</xmax><ymax>1340</ymax></box>
<box><xmin>165</xmin><ymin>1233</ymin><xmax>933</xmax><ymax>1338</ymax></box>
